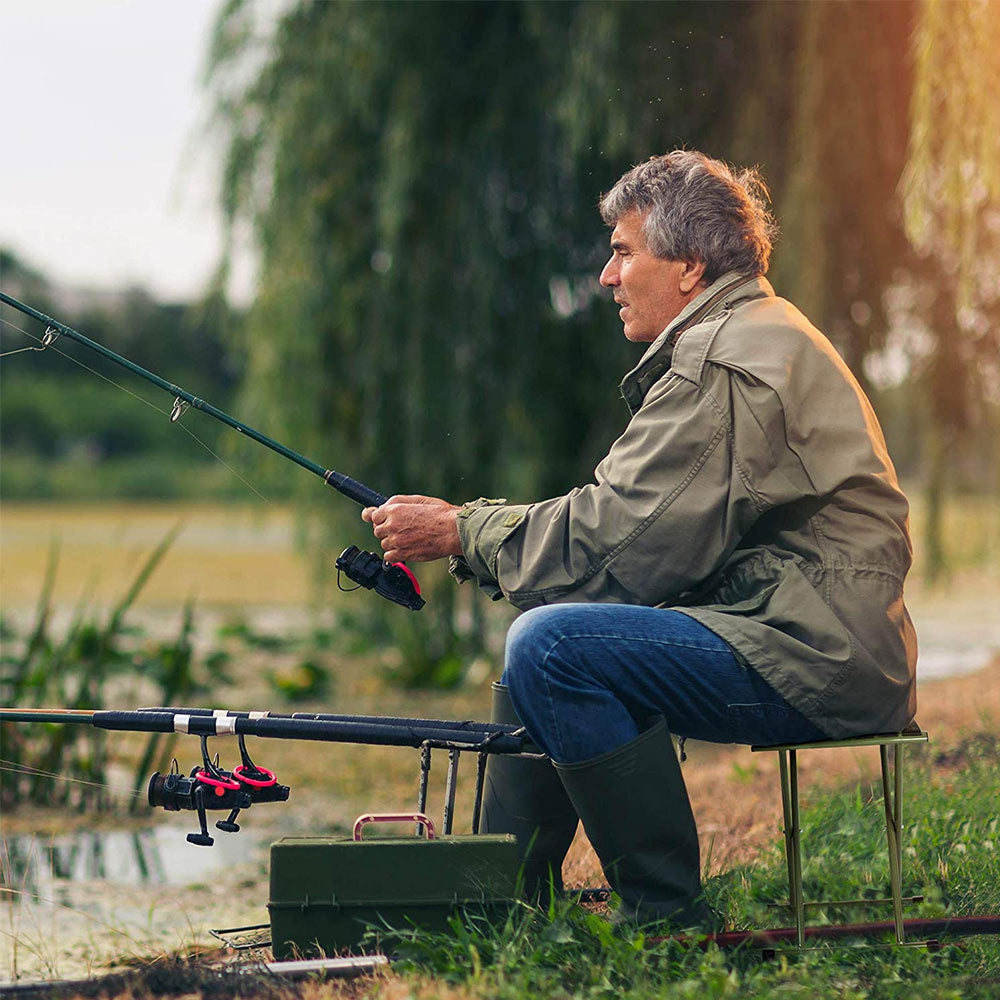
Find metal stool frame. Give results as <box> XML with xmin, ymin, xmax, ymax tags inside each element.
<box><xmin>751</xmin><ymin>726</ymin><xmax>928</xmax><ymax>946</ymax></box>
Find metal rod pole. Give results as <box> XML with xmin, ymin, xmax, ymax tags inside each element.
<box><xmin>0</xmin><ymin>709</ymin><xmax>96</xmax><ymax>725</ymax></box>
<box><xmin>788</xmin><ymin>749</ymin><xmax>805</xmax><ymax>946</ymax></box>
<box><xmin>443</xmin><ymin>749</ymin><xmax>460</xmax><ymax>835</ymax></box>
<box><xmin>416</xmin><ymin>744</ymin><xmax>432</xmax><ymax>836</ymax></box>
<box><xmin>648</xmin><ymin>915</ymin><xmax>1000</xmax><ymax>950</ymax></box>
<box><xmin>777</xmin><ymin>750</ymin><xmax>800</xmax><ymax>939</ymax></box>
<box><xmin>471</xmin><ymin>752</ymin><xmax>488</xmax><ymax>835</ymax></box>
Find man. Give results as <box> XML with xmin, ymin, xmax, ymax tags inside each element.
<box><xmin>362</xmin><ymin>151</ymin><xmax>917</xmax><ymax>926</ymax></box>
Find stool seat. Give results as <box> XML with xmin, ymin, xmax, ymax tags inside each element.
<box><xmin>751</xmin><ymin>722</ymin><xmax>927</xmax><ymax>753</ymax></box>
<box><xmin>750</xmin><ymin>723</ymin><xmax>928</xmax><ymax>946</ymax></box>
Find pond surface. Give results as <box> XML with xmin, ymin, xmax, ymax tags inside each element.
<box><xmin>3</xmin><ymin>823</ymin><xmax>261</xmax><ymax>898</ymax></box>
<box><xmin>0</xmin><ymin>823</ymin><xmax>272</xmax><ymax>983</ymax></box>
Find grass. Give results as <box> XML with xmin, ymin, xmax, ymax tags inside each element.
<box><xmin>14</xmin><ymin>738</ymin><xmax>997</xmax><ymax>999</ymax></box>
<box><xmin>5</xmin><ymin>659</ymin><xmax>996</xmax><ymax>995</ymax></box>
<box><xmin>0</xmin><ymin>497</ymin><xmax>997</xmax><ymax>991</ymax></box>
<box><xmin>364</xmin><ymin>737</ymin><xmax>1000</xmax><ymax>1000</ymax></box>
<box><xmin>0</xmin><ymin>528</ymin><xmax>216</xmax><ymax>812</ymax></box>
<box><xmin>0</xmin><ymin>502</ymin><xmax>313</xmax><ymax>608</ymax></box>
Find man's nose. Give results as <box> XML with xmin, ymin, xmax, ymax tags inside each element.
<box><xmin>599</xmin><ymin>257</ymin><xmax>618</xmax><ymax>287</ymax></box>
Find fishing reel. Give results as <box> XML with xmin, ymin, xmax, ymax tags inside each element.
<box><xmin>336</xmin><ymin>545</ymin><xmax>425</xmax><ymax>611</ymax></box>
<box><xmin>148</xmin><ymin>733</ymin><xmax>289</xmax><ymax>846</ymax></box>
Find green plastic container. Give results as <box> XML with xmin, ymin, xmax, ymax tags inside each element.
<box><xmin>268</xmin><ymin>813</ymin><xmax>519</xmax><ymax>957</ymax></box>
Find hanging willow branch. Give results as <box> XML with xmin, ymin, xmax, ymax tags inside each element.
<box><xmin>903</xmin><ymin>0</ymin><xmax>1000</xmax><ymax>284</ymax></box>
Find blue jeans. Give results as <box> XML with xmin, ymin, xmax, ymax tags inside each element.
<box><xmin>502</xmin><ymin>603</ymin><xmax>827</xmax><ymax>765</ymax></box>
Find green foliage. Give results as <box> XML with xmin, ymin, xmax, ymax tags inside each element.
<box><xmin>378</xmin><ymin>744</ymin><xmax>1000</xmax><ymax>999</ymax></box>
<box><xmin>898</xmin><ymin>0</ymin><xmax>1000</xmax><ymax>582</ymax></box>
<box><xmin>0</xmin><ymin>264</ymin><xmax>247</xmax><ymax>500</ymax></box>
<box><xmin>212</xmin><ymin>615</ymin><xmax>336</xmax><ymax>703</ymax></box>
<box><xmin>904</xmin><ymin>0</ymin><xmax>1000</xmax><ymax>272</ymax></box>
<box><xmin>757</xmin><ymin>1</ymin><xmax>915</xmax><ymax>381</ymax></box>
<box><xmin>266</xmin><ymin>658</ymin><xmax>331</xmax><ymax>702</ymax></box>
<box><xmin>0</xmin><ymin>453</ymin><xmax>270</xmax><ymax>501</ymax></box>
<box><xmin>0</xmin><ymin>531</ymin><xmax>217</xmax><ymax>812</ymax></box>
<box><xmin>325</xmin><ymin>560</ymin><xmax>512</xmax><ymax>688</ymax></box>
<box><xmin>209</xmin><ymin>0</ymin><xmax>824</xmax><ymax>505</ymax></box>
<box><xmin>216</xmin><ymin>617</ymin><xmax>300</xmax><ymax>652</ymax></box>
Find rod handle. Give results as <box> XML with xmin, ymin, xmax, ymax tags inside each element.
<box><xmin>323</xmin><ymin>470</ymin><xmax>388</xmax><ymax>508</ymax></box>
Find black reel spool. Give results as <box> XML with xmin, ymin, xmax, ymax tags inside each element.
<box><xmin>148</xmin><ymin>734</ymin><xmax>289</xmax><ymax>846</ymax></box>
<box><xmin>336</xmin><ymin>545</ymin><xmax>425</xmax><ymax>611</ymax></box>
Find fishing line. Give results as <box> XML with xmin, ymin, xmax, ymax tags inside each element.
<box><xmin>0</xmin><ymin>319</ymin><xmax>47</xmax><ymax>357</ymax></box>
<box><xmin>0</xmin><ymin>344</ymin><xmax>46</xmax><ymax>358</ymax></box>
<box><xmin>1</xmin><ymin>316</ymin><xmax>178</xmax><ymax>415</ymax></box>
<box><xmin>0</xmin><ymin>760</ymin><xmax>147</xmax><ymax>800</ymax></box>
<box><xmin>0</xmin><ymin>316</ymin><xmax>272</xmax><ymax>505</ymax></box>
<box><xmin>173</xmin><ymin>423</ymin><xmax>273</xmax><ymax>505</ymax></box>
<box><xmin>0</xmin><ymin>888</ymin><xmax>156</xmax><ymax>947</ymax></box>
<box><xmin>0</xmin><ymin>291</ymin><xmax>424</xmax><ymax>610</ymax></box>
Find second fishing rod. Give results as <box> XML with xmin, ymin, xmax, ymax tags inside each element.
<box><xmin>0</xmin><ymin>290</ymin><xmax>424</xmax><ymax>610</ymax></box>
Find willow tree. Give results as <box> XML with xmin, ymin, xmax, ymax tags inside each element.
<box><xmin>729</xmin><ymin>0</ymin><xmax>999</xmax><ymax>578</ymax></box>
<box><xmin>761</xmin><ymin>1</ymin><xmax>915</xmax><ymax>384</ymax></box>
<box><xmin>205</xmin><ymin>0</ymin><xmax>771</xmax><ymax>679</ymax></box>
<box><xmin>205</xmin><ymin>0</ymin><xmax>981</xmax><ymax>677</ymax></box>
<box><xmin>902</xmin><ymin>0</ymin><xmax>1000</xmax><ymax>580</ymax></box>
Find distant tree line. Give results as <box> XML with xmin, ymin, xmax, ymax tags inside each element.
<box><xmin>0</xmin><ymin>249</ymin><xmax>246</xmax><ymax>500</ymax></box>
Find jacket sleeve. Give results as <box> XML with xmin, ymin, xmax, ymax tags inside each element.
<box><xmin>454</xmin><ymin>369</ymin><xmax>767</xmax><ymax>609</ymax></box>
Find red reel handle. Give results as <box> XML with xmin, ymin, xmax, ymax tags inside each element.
<box><xmin>233</xmin><ymin>764</ymin><xmax>276</xmax><ymax>788</ymax></box>
<box><xmin>195</xmin><ymin>769</ymin><xmax>240</xmax><ymax>792</ymax></box>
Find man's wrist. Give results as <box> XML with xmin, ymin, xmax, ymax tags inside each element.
<box><xmin>455</xmin><ymin>501</ymin><xmax>529</xmax><ymax>584</ymax></box>
<box><xmin>443</xmin><ymin>504</ymin><xmax>463</xmax><ymax>557</ymax></box>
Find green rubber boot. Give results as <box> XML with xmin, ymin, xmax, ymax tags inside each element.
<box><xmin>554</xmin><ymin>717</ymin><xmax>709</xmax><ymax>927</ymax></box>
<box><xmin>480</xmin><ymin>682</ymin><xmax>579</xmax><ymax>899</ymax></box>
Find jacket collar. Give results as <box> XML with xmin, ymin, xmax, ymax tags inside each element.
<box><xmin>619</xmin><ymin>271</ymin><xmax>773</xmax><ymax>414</ymax></box>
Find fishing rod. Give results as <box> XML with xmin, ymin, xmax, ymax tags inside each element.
<box><xmin>0</xmin><ymin>290</ymin><xmax>423</xmax><ymax>611</ymax></box>
<box><xmin>137</xmin><ymin>705</ymin><xmax>519</xmax><ymax>732</ymax></box>
<box><xmin>0</xmin><ymin>708</ymin><xmax>525</xmax><ymax>749</ymax></box>
<box><xmin>1</xmin><ymin>706</ymin><xmax>533</xmax><ymax>846</ymax></box>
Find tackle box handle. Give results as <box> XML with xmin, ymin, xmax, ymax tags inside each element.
<box><xmin>352</xmin><ymin>812</ymin><xmax>436</xmax><ymax>840</ymax></box>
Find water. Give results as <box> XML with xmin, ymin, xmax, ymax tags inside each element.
<box><xmin>2</xmin><ymin>823</ymin><xmax>261</xmax><ymax>901</ymax></box>
<box><xmin>0</xmin><ymin>823</ymin><xmax>271</xmax><ymax>982</ymax></box>
<box><xmin>909</xmin><ymin>586</ymin><xmax>1000</xmax><ymax>681</ymax></box>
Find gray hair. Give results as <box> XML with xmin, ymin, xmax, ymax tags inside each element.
<box><xmin>599</xmin><ymin>151</ymin><xmax>778</xmax><ymax>282</ymax></box>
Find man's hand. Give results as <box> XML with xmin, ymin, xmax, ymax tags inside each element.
<box><xmin>361</xmin><ymin>495</ymin><xmax>463</xmax><ymax>563</ymax></box>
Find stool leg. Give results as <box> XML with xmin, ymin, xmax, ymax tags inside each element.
<box><xmin>789</xmin><ymin>749</ymin><xmax>805</xmax><ymax>946</ymax></box>
<box><xmin>779</xmin><ymin>748</ymin><xmax>805</xmax><ymax>946</ymax></box>
<box><xmin>880</xmin><ymin>743</ymin><xmax>905</xmax><ymax>943</ymax></box>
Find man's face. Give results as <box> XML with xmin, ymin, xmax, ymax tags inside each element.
<box><xmin>599</xmin><ymin>209</ymin><xmax>706</xmax><ymax>343</ymax></box>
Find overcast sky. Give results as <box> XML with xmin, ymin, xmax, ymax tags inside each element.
<box><xmin>0</xmin><ymin>0</ymin><xmax>254</xmax><ymax>303</ymax></box>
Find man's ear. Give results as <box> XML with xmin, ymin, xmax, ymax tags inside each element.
<box><xmin>679</xmin><ymin>259</ymin><xmax>707</xmax><ymax>293</ymax></box>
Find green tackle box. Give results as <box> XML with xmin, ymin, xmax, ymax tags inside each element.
<box><xmin>268</xmin><ymin>812</ymin><xmax>519</xmax><ymax>957</ymax></box>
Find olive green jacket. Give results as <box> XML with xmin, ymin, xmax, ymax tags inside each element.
<box><xmin>452</xmin><ymin>273</ymin><xmax>917</xmax><ymax>738</ymax></box>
